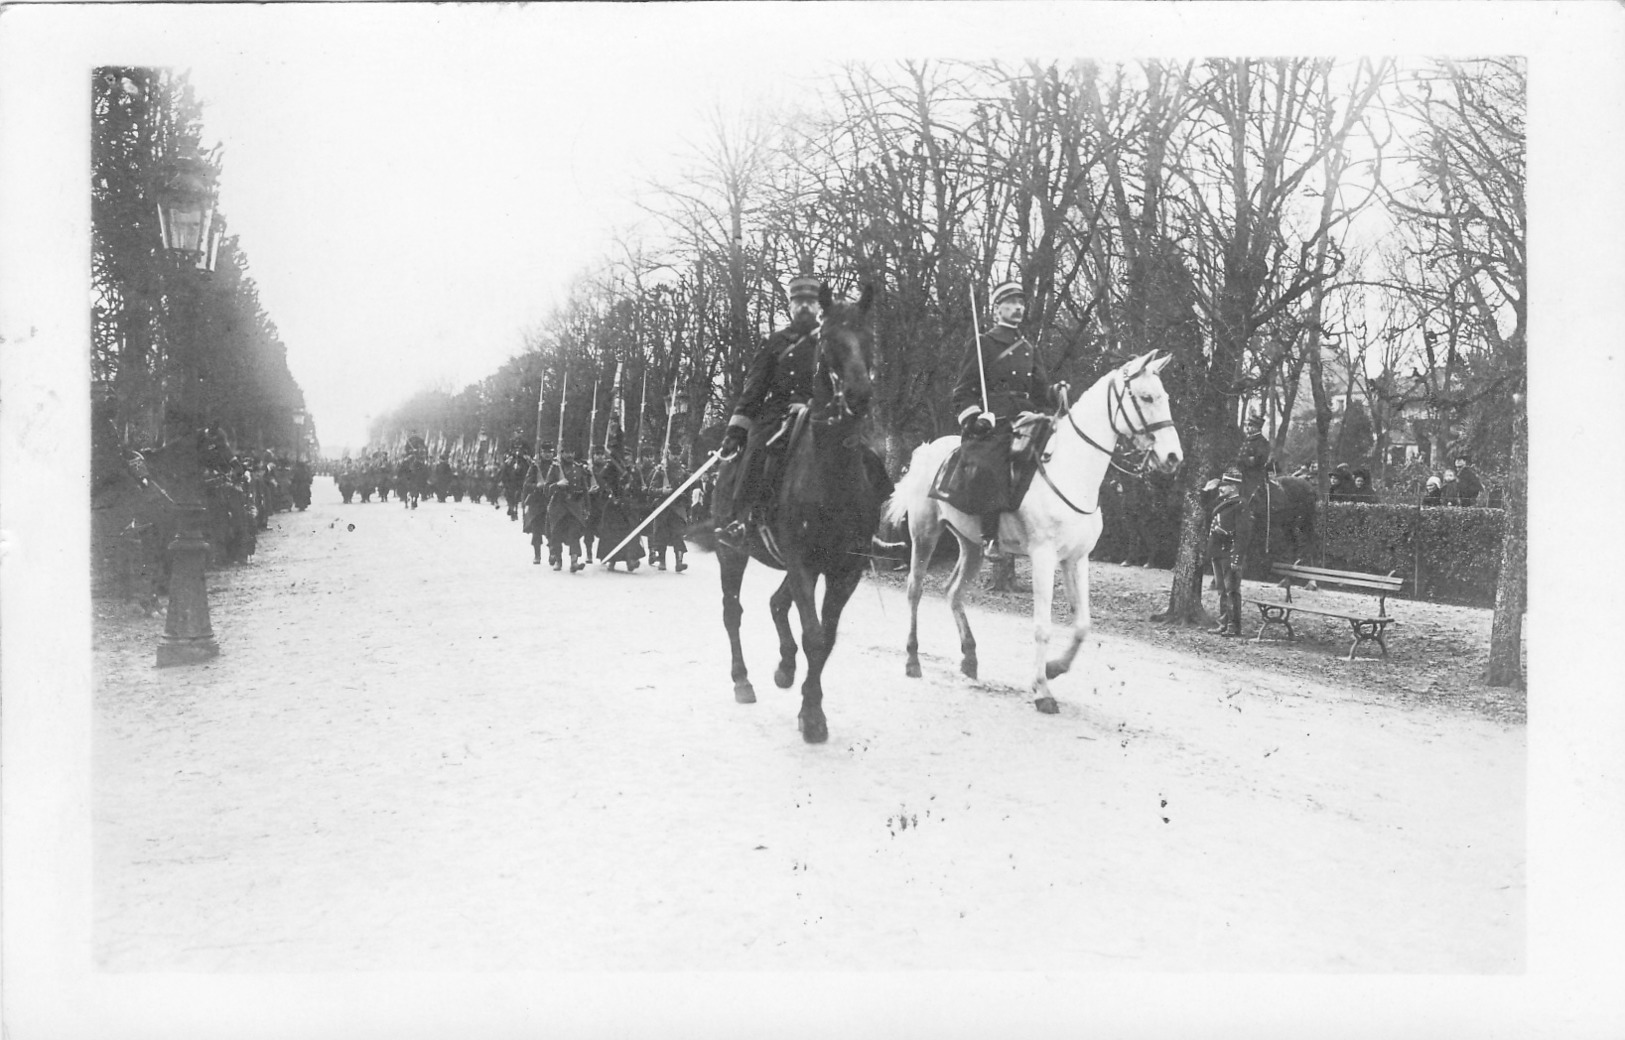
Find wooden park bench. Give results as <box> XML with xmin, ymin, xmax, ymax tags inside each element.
<box><xmin>1243</xmin><ymin>562</ymin><xmax>1405</xmax><ymax>662</ymax></box>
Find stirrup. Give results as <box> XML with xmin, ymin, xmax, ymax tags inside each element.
<box><xmin>982</xmin><ymin>537</ymin><xmax>1004</xmax><ymax>561</ymax></box>
<box><xmin>716</xmin><ymin>519</ymin><xmax>747</xmax><ymax>550</ymax></box>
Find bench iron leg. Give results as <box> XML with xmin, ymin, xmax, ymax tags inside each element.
<box><xmin>1346</xmin><ymin>619</ymin><xmax>1387</xmax><ymax>662</ymax></box>
<box><xmin>1254</xmin><ymin>603</ymin><xmax>1294</xmax><ymax>644</ymax></box>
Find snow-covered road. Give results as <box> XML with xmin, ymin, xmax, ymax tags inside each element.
<box><xmin>93</xmin><ymin>480</ymin><xmax>1523</xmax><ymax>973</ymax></box>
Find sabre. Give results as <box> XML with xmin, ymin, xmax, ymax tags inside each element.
<box><xmin>969</xmin><ymin>281</ymin><xmax>990</xmax><ymax>415</ymax></box>
<box><xmin>598</xmin><ymin>450</ymin><xmax>723</xmax><ymax>569</ymax></box>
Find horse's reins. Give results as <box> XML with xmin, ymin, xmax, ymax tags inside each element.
<box><xmin>1036</xmin><ymin>371</ymin><xmax>1174</xmax><ymax>516</ymax></box>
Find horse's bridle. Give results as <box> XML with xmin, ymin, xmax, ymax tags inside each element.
<box><xmin>1036</xmin><ymin>370</ymin><xmax>1175</xmax><ymax>515</ymax></box>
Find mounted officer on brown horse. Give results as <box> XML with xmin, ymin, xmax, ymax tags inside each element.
<box><xmin>713</xmin><ymin>273</ymin><xmax>826</xmax><ymax>550</ymax></box>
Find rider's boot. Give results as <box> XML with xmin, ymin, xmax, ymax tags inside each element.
<box><xmin>981</xmin><ymin>512</ymin><xmax>1004</xmax><ymax>561</ymax></box>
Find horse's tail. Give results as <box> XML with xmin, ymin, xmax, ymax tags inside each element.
<box><xmin>882</xmin><ymin>436</ymin><xmax>955</xmax><ymax>528</ymax></box>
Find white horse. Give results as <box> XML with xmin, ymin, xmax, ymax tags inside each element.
<box><xmin>881</xmin><ymin>351</ymin><xmax>1183</xmax><ymax>713</ymax></box>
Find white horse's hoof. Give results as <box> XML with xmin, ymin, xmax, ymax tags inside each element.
<box><xmin>734</xmin><ymin>682</ymin><xmax>756</xmax><ymax>704</ymax></box>
<box><xmin>1033</xmin><ymin>696</ymin><xmax>1059</xmax><ymax>715</ymax></box>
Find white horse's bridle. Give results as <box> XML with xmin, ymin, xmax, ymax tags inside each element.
<box><xmin>1038</xmin><ymin>369</ymin><xmax>1174</xmax><ymax>515</ymax></box>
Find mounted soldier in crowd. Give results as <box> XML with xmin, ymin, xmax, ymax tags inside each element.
<box><xmin>337</xmin><ymin>458</ymin><xmax>358</xmax><ymax>503</ymax></box>
<box><xmin>543</xmin><ymin>443</ymin><xmax>594</xmax><ymax>572</ymax></box>
<box><xmin>714</xmin><ymin>273</ymin><xmax>825</xmax><ymax>550</ymax></box>
<box><xmin>1234</xmin><ymin>409</ymin><xmax>1272</xmax><ymax>510</ymax></box>
<box><xmin>521</xmin><ymin>442</ymin><xmax>556</xmax><ymax>564</ymax></box>
<box><xmin>934</xmin><ymin>279</ymin><xmax>1058</xmax><ymax>561</ymax></box>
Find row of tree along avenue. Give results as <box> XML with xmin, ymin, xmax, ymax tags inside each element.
<box><xmin>365</xmin><ymin>58</ymin><xmax>1522</xmax><ymax>686</ymax></box>
<box><xmin>92</xmin><ymin>67</ymin><xmax>311</xmax><ymax>642</ymax></box>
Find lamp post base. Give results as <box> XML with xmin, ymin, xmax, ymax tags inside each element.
<box><xmin>155</xmin><ymin>504</ymin><xmax>218</xmax><ymax>668</ymax></box>
<box><xmin>156</xmin><ymin>636</ymin><xmax>220</xmax><ymax>668</ymax></box>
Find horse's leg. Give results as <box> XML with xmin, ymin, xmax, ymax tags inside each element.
<box><xmin>784</xmin><ymin>562</ymin><xmax>829</xmax><ymax>743</ymax></box>
<box><xmin>798</xmin><ymin>565</ymin><xmax>862</xmax><ymax>745</ymax></box>
<box><xmin>771</xmin><ymin>575</ymin><xmax>799</xmax><ymax>689</ymax></box>
<box><xmin>720</xmin><ymin>550</ymin><xmax>755</xmax><ymax>703</ymax></box>
<box><xmin>1045</xmin><ymin>550</ymin><xmax>1091</xmax><ymax>681</ymax></box>
<box><xmin>903</xmin><ymin>507</ymin><xmax>939</xmax><ymax>679</ymax></box>
<box><xmin>1028</xmin><ymin>542</ymin><xmax>1061</xmax><ymax>714</ymax></box>
<box><xmin>944</xmin><ymin>519</ymin><xmax>982</xmax><ymax>679</ymax></box>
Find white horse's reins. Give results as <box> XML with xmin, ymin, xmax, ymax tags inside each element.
<box><xmin>1036</xmin><ymin>370</ymin><xmax>1174</xmax><ymax>516</ymax></box>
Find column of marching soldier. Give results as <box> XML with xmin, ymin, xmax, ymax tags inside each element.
<box><xmin>325</xmin><ymin>435</ymin><xmax>702</xmax><ymax>575</ymax></box>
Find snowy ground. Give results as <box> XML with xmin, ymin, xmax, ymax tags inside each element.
<box><xmin>92</xmin><ymin>480</ymin><xmax>1524</xmax><ymax>974</ymax></box>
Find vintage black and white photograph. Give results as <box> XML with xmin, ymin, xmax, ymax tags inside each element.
<box><xmin>3</xmin><ymin>2</ymin><xmax>1622</xmax><ymax>1037</ymax></box>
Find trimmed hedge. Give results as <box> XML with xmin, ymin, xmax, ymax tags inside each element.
<box><xmin>1318</xmin><ymin>502</ymin><xmax>1504</xmax><ymax>607</ymax></box>
<box><xmin>1092</xmin><ymin>486</ymin><xmax>1506</xmax><ymax>607</ymax></box>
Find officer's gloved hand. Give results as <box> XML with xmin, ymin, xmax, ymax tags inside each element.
<box><xmin>961</xmin><ymin>412</ymin><xmax>995</xmax><ymax>439</ymax></box>
<box><xmin>720</xmin><ymin>426</ymin><xmax>747</xmax><ymax>459</ymax></box>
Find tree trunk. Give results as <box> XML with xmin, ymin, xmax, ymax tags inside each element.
<box><xmin>1152</xmin><ymin>427</ymin><xmax>1220</xmax><ymax>626</ymax></box>
<box><xmin>1486</xmin><ymin>405</ymin><xmax>1525</xmax><ymax>687</ymax></box>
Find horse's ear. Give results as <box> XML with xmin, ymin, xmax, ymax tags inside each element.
<box><xmin>1122</xmin><ymin>351</ymin><xmax>1152</xmax><ymax>378</ymax></box>
<box><xmin>818</xmin><ymin>282</ymin><xmax>834</xmax><ymax>312</ymax></box>
<box><xmin>1146</xmin><ymin>353</ymin><xmax>1173</xmax><ymax>377</ymax></box>
<box><xmin>858</xmin><ymin>282</ymin><xmax>874</xmax><ymax>314</ymax></box>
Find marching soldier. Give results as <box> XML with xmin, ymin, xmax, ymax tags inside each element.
<box><xmin>714</xmin><ymin>273</ymin><xmax>825</xmax><ymax>549</ymax></box>
<box><xmin>647</xmin><ymin>447</ymin><xmax>691</xmax><ymax>572</ymax></box>
<box><xmin>521</xmin><ymin>442</ymin><xmax>556</xmax><ymax>564</ymax></box>
<box><xmin>544</xmin><ymin>444</ymin><xmax>593</xmax><ymax>572</ymax></box>
<box><xmin>948</xmin><ymin>279</ymin><xmax>1057</xmax><ymax>560</ymax></box>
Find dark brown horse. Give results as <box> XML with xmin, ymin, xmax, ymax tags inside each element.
<box><xmin>715</xmin><ymin>283</ymin><xmax>892</xmax><ymax>744</ymax></box>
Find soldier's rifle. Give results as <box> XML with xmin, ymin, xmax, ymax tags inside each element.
<box><xmin>597</xmin><ymin>449</ymin><xmax>724</xmax><ymax>569</ymax></box>
<box><xmin>556</xmin><ymin>366</ymin><xmax>569</xmax><ymax>451</ymax></box>
<box><xmin>532</xmin><ymin>370</ymin><xmax>548</xmax><ymax>458</ymax></box>
<box><xmin>633</xmin><ymin>365</ymin><xmax>648</xmax><ymax>458</ymax></box>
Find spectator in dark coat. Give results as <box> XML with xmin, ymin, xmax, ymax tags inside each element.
<box><xmin>1328</xmin><ymin>463</ymin><xmax>1356</xmax><ymax>502</ymax></box>
<box><xmin>1440</xmin><ymin>468</ymin><xmax>1461</xmax><ymax>506</ymax></box>
<box><xmin>1348</xmin><ymin>467</ymin><xmax>1377</xmax><ymax>503</ymax></box>
<box><xmin>1452</xmin><ymin>454</ymin><xmax>1482</xmax><ymax>506</ymax></box>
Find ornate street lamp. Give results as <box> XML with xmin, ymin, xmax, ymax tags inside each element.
<box><xmin>153</xmin><ymin>155</ymin><xmax>221</xmax><ymax>667</ymax></box>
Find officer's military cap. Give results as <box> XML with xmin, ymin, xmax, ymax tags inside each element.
<box><xmin>788</xmin><ymin>275</ymin><xmax>821</xmax><ymax>301</ymax></box>
<box><xmin>1244</xmin><ymin>412</ymin><xmax>1264</xmax><ymax>430</ymax></box>
<box><xmin>991</xmin><ymin>281</ymin><xmax>1025</xmax><ymax>307</ymax></box>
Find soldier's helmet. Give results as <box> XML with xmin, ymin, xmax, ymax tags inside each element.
<box><xmin>1244</xmin><ymin>412</ymin><xmax>1264</xmax><ymax>431</ymax></box>
<box><xmin>787</xmin><ymin>274</ymin><xmax>821</xmax><ymax>302</ymax></box>
<box><xmin>539</xmin><ymin>442</ymin><xmax>555</xmax><ymax>454</ymax></box>
<box><xmin>991</xmin><ymin>281</ymin><xmax>1025</xmax><ymax>307</ymax></box>
<box><xmin>1220</xmin><ymin>467</ymin><xmax>1243</xmax><ymax>484</ymax></box>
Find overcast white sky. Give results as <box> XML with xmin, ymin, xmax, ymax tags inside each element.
<box><xmin>185</xmin><ymin>5</ymin><xmax>826</xmax><ymax>452</ymax></box>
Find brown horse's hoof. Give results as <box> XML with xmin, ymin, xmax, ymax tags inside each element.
<box><xmin>960</xmin><ymin>657</ymin><xmax>978</xmax><ymax>680</ymax></box>
<box><xmin>1034</xmin><ymin>696</ymin><xmax>1060</xmax><ymax>715</ymax></box>
<box><xmin>773</xmin><ymin>666</ymin><xmax>795</xmax><ymax>689</ymax></box>
<box><xmin>905</xmin><ymin>659</ymin><xmax>922</xmax><ymax>679</ymax></box>
<box><xmin>799</xmin><ymin>712</ymin><xmax>828</xmax><ymax>744</ymax></box>
<box><xmin>1044</xmin><ymin>660</ymin><xmax>1067</xmax><ymax>680</ymax></box>
<box><xmin>734</xmin><ymin>682</ymin><xmax>756</xmax><ymax>704</ymax></box>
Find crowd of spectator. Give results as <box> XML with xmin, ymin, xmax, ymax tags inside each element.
<box><xmin>1288</xmin><ymin>452</ymin><xmax>1493</xmax><ymax>507</ymax></box>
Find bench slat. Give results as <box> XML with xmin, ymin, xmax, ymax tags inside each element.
<box><xmin>1271</xmin><ymin>563</ymin><xmax>1403</xmax><ymax>588</ymax></box>
<box><xmin>1243</xmin><ymin>599</ymin><xmax>1397</xmax><ymax>623</ymax></box>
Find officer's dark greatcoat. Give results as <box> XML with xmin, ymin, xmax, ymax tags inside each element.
<box><xmin>951</xmin><ymin>324</ymin><xmax>1055</xmax><ymax>426</ymax></box>
<box><xmin>941</xmin><ymin>324</ymin><xmax>1056</xmax><ymax>514</ymax></box>
<box><xmin>719</xmin><ymin>313</ymin><xmax>821</xmax><ymax>520</ymax></box>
